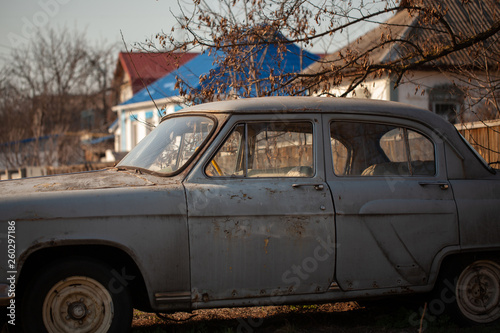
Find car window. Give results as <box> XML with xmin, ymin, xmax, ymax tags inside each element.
<box><xmin>206</xmin><ymin>121</ymin><xmax>314</xmax><ymax>178</ymax></box>
<box><xmin>208</xmin><ymin>124</ymin><xmax>245</xmax><ymax>176</ymax></box>
<box><xmin>330</xmin><ymin>121</ymin><xmax>435</xmax><ymax>177</ymax></box>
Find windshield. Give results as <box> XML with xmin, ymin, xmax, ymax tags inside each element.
<box><xmin>117</xmin><ymin>115</ymin><xmax>215</xmax><ymax>174</ymax></box>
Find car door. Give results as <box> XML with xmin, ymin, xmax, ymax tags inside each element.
<box><xmin>184</xmin><ymin>114</ymin><xmax>336</xmax><ymax>304</ymax></box>
<box><xmin>323</xmin><ymin>114</ymin><xmax>459</xmax><ymax>291</ymax></box>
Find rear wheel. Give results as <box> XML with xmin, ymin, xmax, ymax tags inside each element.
<box><xmin>20</xmin><ymin>257</ymin><xmax>133</xmax><ymax>333</ymax></box>
<box><xmin>455</xmin><ymin>260</ymin><xmax>500</xmax><ymax>324</ymax></box>
<box><xmin>437</xmin><ymin>258</ymin><xmax>500</xmax><ymax>325</ymax></box>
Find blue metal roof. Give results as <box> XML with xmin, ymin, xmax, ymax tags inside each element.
<box><xmin>121</xmin><ymin>50</ymin><xmax>224</xmax><ymax>105</ymax></box>
<box><xmin>121</xmin><ymin>43</ymin><xmax>319</xmax><ymax>106</ymax></box>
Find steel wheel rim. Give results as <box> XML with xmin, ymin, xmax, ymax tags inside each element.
<box><xmin>456</xmin><ymin>260</ymin><xmax>500</xmax><ymax>323</ymax></box>
<box><xmin>43</xmin><ymin>276</ymin><xmax>114</xmax><ymax>333</ymax></box>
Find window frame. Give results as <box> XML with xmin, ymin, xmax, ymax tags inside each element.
<box><xmin>204</xmin><ymin>119</ymin><xmax>316</xmax><ymax>179</ymax></box>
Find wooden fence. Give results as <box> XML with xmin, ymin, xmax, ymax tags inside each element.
<box><xmin>0</xmin><ymin>166</ymin><xmax>47</xmax><ymax>180</ymax></box>
<box><xmin>1</xmin><ymin>162</ymin><xmax>115</xmax><ymax>180</ymax></box>
<box><xmin>456</xmin><ymin>119</ymin><xmax>500</xmax><ymax>166</ymax></box>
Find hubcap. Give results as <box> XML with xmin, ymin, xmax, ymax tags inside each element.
<box><xmin>68</xmin><ymin>301</ymin><xmax>87</xmax><ymax>320</ymax></box>
<box><xmin>43</xmin><ymin>276</ymin><xmax>113</xmax><ymax>332</ymax></box>
<box><xmin>456</xmin><ymin>260</ymin><xmax>500</xmax><ymax>323</ymax></box>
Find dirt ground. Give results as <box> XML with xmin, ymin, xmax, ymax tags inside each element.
<box><xmin>130</xmin><ymin>300</ymin><xmax>499</xmax><ymax>332</ymax></box>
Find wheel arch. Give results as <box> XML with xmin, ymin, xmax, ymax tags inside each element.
<box><xmin>437</xmin><ymin>250</ymin><xmax>500</xmax><ymax>278</ymax></box>
<box><xmin>426</xmin><ymin>248</ymin><xmax>500</xmax><ymax>292</ymax></box>
<box><xmin>17</xmin><ymin>242</ymin><xmax>153</xmax><ymax>311</ymax></box>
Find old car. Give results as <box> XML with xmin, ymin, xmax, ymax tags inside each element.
<box><xmin>1</xmin><ymin>97</ymin><xmax>499</xmax><ymax>332</ymax></box>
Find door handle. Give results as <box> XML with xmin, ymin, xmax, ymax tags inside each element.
<box><xmin>418</xmin><ymin>181</ymin><xmax>449</xmax><ymax>190</ymax></box>
<box><xmin>292</xmin><ymin>183</ymin><xmax>324</xmax><ymax>191</ymax></box>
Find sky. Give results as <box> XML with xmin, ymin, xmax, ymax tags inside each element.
<box><xmin>0</xmin><ymin>0</ymin><xmax>187</xmax><ymax>64</ymax></box>
<box><xmin>0</xmin><ymin>0</ymin><xmax>388</xmax><ymax>67</ymax></box>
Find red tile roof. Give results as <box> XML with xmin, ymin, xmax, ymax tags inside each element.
<box><xmin>117</xmin><ymin>52</ymin><xmax>198</xmax><ymax>94</ymax></box>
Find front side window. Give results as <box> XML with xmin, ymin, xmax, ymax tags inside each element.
<box><xmin>118</xmin><ymin>115</ymin><xmax>215</xmax><ymax>174</ymax></box>
<box><xmin>330</xmin><ymin>121</ymin><xmax>435</xmax><ymax>177</ymax></box>
<box><xmin>206</xmin><ymin>121</ymin><xmax>314</xmax><ymax>178</ymax></box>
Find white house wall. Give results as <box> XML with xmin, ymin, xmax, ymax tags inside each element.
<box><xmin>164</xmin><ymin>103</ymin><xmax>179</xmax><ymax>115</ymax></box>
<box><xmin>332</xmin><ymin>70</ymin><xmax>465</xmax><ymax>109</ymax></box>
<box><xmin>123</xmin><ymin>109</ymin><xmax>162</xmax><ymax>151</ymax></box>
<box><xmin>396</xmin><ymin>71</ymin><xmax>458</xmax><ymax>109</ymax></box>
<box><xmin>359</xmin><ymin>77</ymin><xmax>392</xmax><ymax>101</ymax></box>
<box><xmin>119</xmin><ymin>75</ymin><xmax>133</xmax><ymax>104</ymax></box>
<box><xmin>329</xmin><ymin>76</ymin><xmax>392</xmax><ymax>101</ymax></box>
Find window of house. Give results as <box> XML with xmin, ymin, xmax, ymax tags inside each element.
<box><xmin>330</xmin><ymin>121</ymin><xmax>435</xmax><ymax>177</ymax></box>
<box><xmin>206</xmin><ymin>121</ymin><xmax>314</xmax><ymax>178</ymax></box>
<box><xmin>429</xmin><ymin>85</ymin><xmax>464</xmax><ymax>124</ymax></box>
<box><xmin>432</xmin><ymin>103</ymin><xmax>459</xmax><ymax>124</ymax></box>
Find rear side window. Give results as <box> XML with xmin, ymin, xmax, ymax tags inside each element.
<box><xmin>206</xmin><ymin>121</ymin><xmax>314</xmax><ymax>178</ymax></box>
<box><xmin>330</xmin><ymin>121</ymin><xmax>435</xmax><ymax>177</ymax></box>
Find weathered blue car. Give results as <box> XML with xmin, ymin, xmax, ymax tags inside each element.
<box><xmin>1</xmin><ymin>97</ymin><xmax>499</xmax><ymax>332</ymax></box>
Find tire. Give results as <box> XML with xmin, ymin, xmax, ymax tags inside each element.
<box><xmin>437</xmin><ymin>258</ymin><xmax>500</xmax><ymax>325</ymax></box>
<box><xmin>19</xmin><ymin>257</ymin><xmax>133</xmax><ymax>333</ymax></box>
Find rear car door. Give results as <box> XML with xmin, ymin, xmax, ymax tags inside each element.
<box><xmin>323</xmin><ymin>114</ymin><xmax>459</xmax><ymax>291</ymax></box>
<box><xmin>184</xmin><ymin>114</ymin><xmax>336</xmax><ymax>303</ymax></box>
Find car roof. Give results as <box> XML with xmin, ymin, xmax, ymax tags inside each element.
<box><xmin>175</xmin><ymin>96</ymin><xmax>446</xmax><ymax>128</ymax></box>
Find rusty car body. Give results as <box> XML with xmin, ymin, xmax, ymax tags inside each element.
<box><xmin>1</xmin><ymin>97</ymin><xmax>499</xmax><ymax>332</ymax></box>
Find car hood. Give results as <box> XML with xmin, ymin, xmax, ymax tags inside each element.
<box><xmin>0</xmin><ymin>168</ymin><xmax>161</xmax><ymax>196</ymax></box>
<box><xmin>0</xmin><ymin>168</ymin><xmax>185</xmax><ymax>222</ymax></box>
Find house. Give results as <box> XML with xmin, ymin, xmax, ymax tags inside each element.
<box><xmin>112</xmin><ymin>52</ymin><xmax>198</xmax><ymax>104</ymax></box>
<box><xmin>306</xmin><ymin>0</ymin><xmax>499</xmax><ymax>122</ymax></box>
<box><xmin>110</xmin><ymin>51</ymin><xmax>199</xmax><ymax>153</ymax></box>
<box><xmin>112</xmin><ymin>40</ymin><xmax>320</xmax><ymax>153</ymax></box>
<box><xmin>304</xmin><ymin>0</ymin><xmax>500</xmax><ymax>163</ymax></box>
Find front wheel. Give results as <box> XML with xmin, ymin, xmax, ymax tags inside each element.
<box><xmin>20</xmin><ymin>257</ymin><xmax>133</xmax><ymax>333</ymax></box>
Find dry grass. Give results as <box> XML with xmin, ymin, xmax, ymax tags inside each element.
<box><xmin>131</xmin><ymin>300</ymin><xmax>500</xmax><ymax>333</ymax></box>
<box><xmin>131</xmin><ymin>301</ymin><xmax>408</xmax><ymax>332</ymax></box>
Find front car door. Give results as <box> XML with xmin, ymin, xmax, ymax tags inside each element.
<box><xmin>184</xmin><ymin>113</ymin><xmax>336</xmax><ymax>305</ymax></box>
<box><xmin>323</xmin><ymin>114</ymin><xmax>459</xmax><ymax>291</ymax></box>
